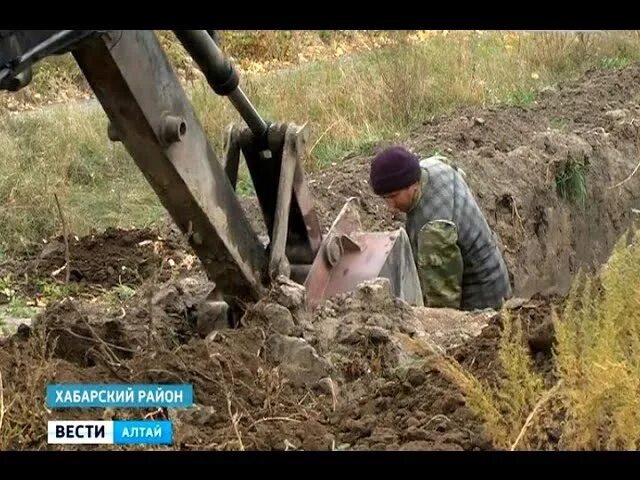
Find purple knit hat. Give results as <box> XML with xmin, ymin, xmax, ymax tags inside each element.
<box><xmin>369</xmin><ymin>146</ymin><xmax>421</xmax><ymax>195</ymax></box>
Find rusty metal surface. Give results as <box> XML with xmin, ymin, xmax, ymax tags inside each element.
<box><xmin>305</xmin><ymin>231</ymin><xmax>409</xmax><ymax>305</ymax></box>
<box><xmin>72</xmin><ymin>31</ymin><xmax>267</xmax><ymax>301</ymax></box>
<box><xmin>304</xmin><ymin>198</ymin><xmax>423</xmax><ymax>307</ymax></box>
<box><xmin>292</xmin><ymin>159</ymin><xmax>323</xmax><ymax>257</ymax></box>
<box><xmin>325</xmin><ymin>197</ymin><xmax>362</xmax><ymax>237</ymax></box>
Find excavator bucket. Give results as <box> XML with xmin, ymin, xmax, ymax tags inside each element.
<box><xmin>224</xmin><ymin>122</ymin><xmax>424</xmax><ymax>309</ymax></box>
<box><xmin>304</xmin><ymin>198</ymin><xmax>424</xmax><ymax>308</ymax></box>
<box><xmin>222</xmin><ymin>121</ymin><xmax>323</xmax><ymax>276</ymax></box>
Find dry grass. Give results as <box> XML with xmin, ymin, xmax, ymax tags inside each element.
<box><xmin>437</xmin><ymin>311</ymin><xmax>545</xmax><ymax>450</ymax></box>
<box><xmin>441</xmin><ymin>227</ymin><xmax>640</xmax><ymax>450</ymax></box>
<box><xmin>0</xmin><ymin>327</ymin><xmax>55</xmax><ymax>449</ymax></box>
<box><xmin>1</xmin><ymin>31</ymin><xmax>640</xmax><ymax>254</ymax></box>
<box><xmin>0</xmin><ymin>31</ymin><xmax>408</xmax><ymax>114</ymax></box>
<box><xmin>553</xmin><ymin>229</ymin><xmax>640</xmax><ymax>450</ymax></box>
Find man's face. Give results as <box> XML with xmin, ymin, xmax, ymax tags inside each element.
<box><xmin>381</xmin><ymin>183</ymin><xmax>419</xmax><ymax>213</ymax></box>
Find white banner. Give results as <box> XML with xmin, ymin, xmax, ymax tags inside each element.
<box><xmin>48</xmin><ymin>420</ymin><xmax>114</xmax><ymax>444</ymax></box>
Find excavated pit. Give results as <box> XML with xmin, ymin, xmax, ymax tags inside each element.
<box><xmin>2</xmin><ymin>64</ymin><xmax>640</xmax><ymax>450</ymax></box>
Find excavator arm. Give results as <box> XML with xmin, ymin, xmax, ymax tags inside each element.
<box><xmin>0</xmin><ymin>30</ymin><xmax>423</xmax><ymax>318</ymax></box>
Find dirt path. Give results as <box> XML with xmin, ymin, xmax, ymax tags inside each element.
<box><xmin>2</xmin><ymin>63</ymin><xmax>640</xmax><ymax>451</ymax></box>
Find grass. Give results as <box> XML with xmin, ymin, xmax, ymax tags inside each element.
<box><xmin>0</xmin><ymin>297</ymin><xmax>37</xmax><ymax>319</ymax></box>
<box><xmin>105</xmin><ymin>284</ymin><xmax>136</xmax><ymax>305</ymax></box>
<box><xmin>35</xmin><ymin>281</ymin><xmax>82</xmax><ymax>302</ymax></box>
<box><xmin>2</xmin><ymin>30</ymin><xmax>640</xmax><ymax>253</ymax></box>
<box><xmin>0</xmin><ymin>274</ymin><xmax>37</xmax><ymax>324</ymax></box>
<box><xmin>555</xmin><ymin>154</ymin><xmax>590</xmax><ymax>206</ymax></box>
<box><xmin>437</xmin><ymin>312</ymin><xmax>545</xmax><ymax>450</ymax></box>
<box><xmin>509</xmin><ymin>87</ymin><xmax>537</xmax><ymax>106</ymax></box>
<box><xmin>0</xmin><ymin>274</ymin><xmax>72</xmax><ymax>335</ymax></box>
<box><xmin>600</xmin><ymin>55</ymin><xmax>631</xmax><ymax>70</ymax></box>
<box><xmin>0</xmin><ymin>326</ymin><xmax>53</xmax><ymax>449</ymax></box>
<box><xmin>0</xmin><ymin>104</ymin><xmax>162</xmax><ymax>252</ymax></box>
<box><xmin>0</xmin><ymin>286</ymin><xmax>38</xmax><ymax>336</ymax></box>
<box><xmin>440</xmin><ymin>227</ymin><xmax>640</xmax><ymax>450</ymax></box>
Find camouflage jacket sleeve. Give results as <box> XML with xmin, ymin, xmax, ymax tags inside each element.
<box><xmin>416</xmin><ymin>219</ymin><xmax>463</xmax><ymax>309</ymax></box>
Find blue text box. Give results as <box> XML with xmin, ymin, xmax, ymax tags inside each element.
<box><xmin>46</xmin><ymin>384</ymin><xmax>193</xmax><ymax>408</ymax></box>
<box><xmin>114</xmin><ymin>420</ymin><xmax>172</xmax><ymax>445</ymax></box>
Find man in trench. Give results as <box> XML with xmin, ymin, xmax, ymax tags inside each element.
<box><xmin>369</xmin><ymin>146</ymin><xmax>512</xmax><ymax>310</ymax></box>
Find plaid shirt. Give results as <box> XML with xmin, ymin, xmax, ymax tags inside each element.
<box><xmin>406</xmin><ymin>157</ymin><xmax>512</xmax><ymax>310</ymax></box>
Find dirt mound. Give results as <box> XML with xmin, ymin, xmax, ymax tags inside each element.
<box><xmin>1</xmin><ymin>276</ymin><xmax>505</xmax><ymax>451</ymax></box>
<box><xmin>325</xmin><ymin>291</ymin><xmax>558</xmax><ymax>452</ymax></box>
<box><xmin>302</xmin><ymin>279</ymin><xmax>494</xmax><ymax>451</ymax></box>
<box><xmin>0</xmin><ymin>277</ymin><xmax>329</xmax><ymax>450</ymax></box>
<box><xmin>0</xmin><ymin>226</ymin><xmax>199</xmax><ymax>298</ymax></box>
<box><xmin>34</xmin><ymin>272</ymin><xmax>223</xmax><ymax>366</ymax></box>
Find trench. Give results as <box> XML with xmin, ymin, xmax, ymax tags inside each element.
<box><xmin>285</xmin><ymin>66</ymin><xmax>640</xmax><ymax>302</ymax></box>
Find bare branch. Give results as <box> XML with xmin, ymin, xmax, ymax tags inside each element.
<box><xmin>53</xmin><ymin>193</ymin><xmax>71</xmax><ymax>284</ymax></box>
